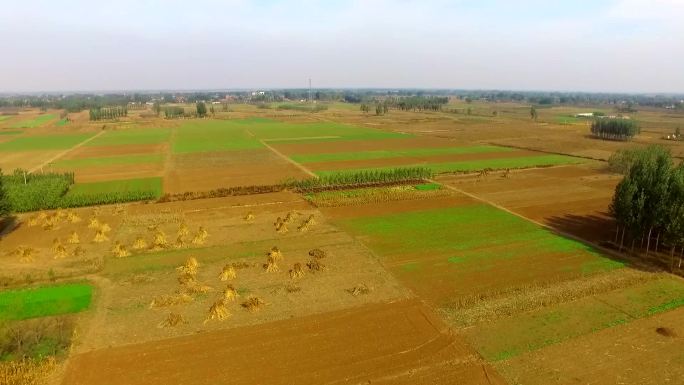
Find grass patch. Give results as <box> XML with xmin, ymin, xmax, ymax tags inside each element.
<box><xmin>0</xmin><ymin>130</ymin><xmax>22</xmax><ymax>136</ymax></box>
<box><xmin>52</xmin><ymin>154</ymin><xmax>163</xmax><ymax>169</ymax></box>
<box><xmin>10</xmin><ymin>114</ymin><xmax>56</xmax><ymax>129</ymax></box>
<box><xmin>55</xmin><ymin>118</ymin><xmax>69</xmax><ymax>127</ymax></box>
<box><xmin>86</xmin><ymin>128</ymin><xmax>170</xmax><ymax>146</ymax></box>
<box><xmin>0</xmin><ymin>283</ymin><xmax>92</xmax><ymax>321</ymax></box>
<box><xmin>306</xmin><ymin>183</ymin><xmax>449</xmax><ymax>207</ymax></box>
<box><xmin>0</xmin><ymin>133</ymin><xmax>94</xmax><ymax>151</ymax></box>
<box><xmin>414</xmin><ymin>182</ymin><xmax>441</xmax><ymax>191</ymax></box>
<box><xmin>173</xmin><ymin>120</ymin><xmax>262</xmax><ymax>154</ymax></box>
<box><xmin>238</xmin><ymin>117</ymin><xmax>409</xmax><ymax>142</ymax></box>
<box><xmin>290</xmin><ymin>145</ymin><xmax>513</xmax><ymax>164</ymax></box>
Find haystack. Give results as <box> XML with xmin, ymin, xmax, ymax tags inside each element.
<box><xmin>219</xmin><ymin>265</ymin><xmax>237</xmax><ymax>281</ymax></box>
<box><xmin>283</xmin><ymin>212</ymin><xmax>295</xmax><ymax>224</ymax></box>
<box><xmin>241</xmin><ymin>296</ymin><xmax>265</xmax><ymax>313</ymax></box>
<box><xmin>309</xmin><ymin>248</ymin><xmax>326</xmax><ymax>259</ymax></box>
<box><xmin>223</xmin><ymin>284</ymin><xmax>239</xmax><ymax>302</ymax></box>
<box><xmin>151</xmin><ymin>230</ymin><xmax>168</xmax><ymax>250</ymax></box>
<box><xmin>112</xmin><ymin>241</ymin><xmax>130</xmax><ymax>258</ymax></box>
<box><xmin>191</xmin><ymin>226</ymin><xmax>209</xmax><ymax>245</ymax></box>
<box><xmin>26</xmin><ymin>215</ymin><xmax>39</xmax><ymax>227</ymax></box>
<box><xmin>347</xmin><ymin>284</ymin><xmax>371</xmax><ymax>296</ymax></box>
<box><xmin>305</xmin><ymin>214</ymin><xmax>316</xmax><ymax>225</ymax></box>
<box><xmin>67</xmin><ymin>231</ymin><xmax>80</xmax><ymax>244</ymax></box>
<box><xmin>307</xmin><ymin>259</ymin><xmax>325</xmax><ymax>272</ymax></box>
<box><xmin>177</xmin><ymin>257</ymin><xmax>199</xmax><ymax>276</ymax></box>
<box><xmin>149</xmin><ymin>293</ymin><xmax>193</xmax><ymax>308</ymax></box>
<box><xmin>267</xmin><ymin>246</ymin><xmax>283</xmax><ymax>262</ymax></box>
<box><xmin>174</xmin><ymin>235</ymin><xmax>186</xmax><ymax>249</ymax></box>
<box><xmin>87</xmin><ymin>217</ymin><xmax>100</xmax><ymax>229</ymax></box>
<box><xmin>289</xmin><ymin>263</ymin><xmax>305</xmax><ymax>279</ymax></box>
<box><xmin>37</xmin><ymin>211</ymin><xmax>48</xmax><ymax>220</ymax></box>
<box><xmin>158</xmin><ymin>313</ymin><xmax>187</xmax><ymax>328</ymax></box>
<box><xmin>243</xmin><ymin>212</ymin><xmax>255</xmax><ymax>222</ymax></box>
<box><xmin>205</xmin><ymin>300</ymin><xmax>230</xmax><ymax>323</ymax></box>
<box><xmin>19</xmin><ymin>247</ymin><xmax>35</xmax><ymax>263</ymax></box>
<box><xmin>177</xmin><ymin>222</ymin><xmax>189</xmax><ymax>237</ymax></box>
<box><xmin>297</xmin><ymin>222</ymin><xmax>309</xmax><ymax>233</ymax></box>
<box><xmin>52</xmin><ymin>239</ymin><xmax>68</xmax><ymax>259</ymax></box>
<box><xmin>276</xmin><ymin>222</ymin><xmax>288</xmax><ymax>234</ymax></box>
<box><xmin>132</xmin><ymin>236</ymin><xmax>147</xmax><ymax>250</ymax></box>
<box><xmin>66</xmin><ymin>211</ymin><xmax>81</xmax><ymax>223</ymax></box>
<box><xmin>42</xmin><ymin>215</ymin><xmax>57</xmax><ymax>230</ymax></box>
<box><xmin>55</xmin><ymin>209</ymin><xmax>66</xmax><ymax>220</ymax></box>
<box><xmin>93</xmin><ymin>229</ymin><xmax>109</xmax><ymax>243</ymax></box>
<box><xmin>273</xmin><ymin>217</ymin><xmax>283</xmax><ymax>227</ymax></box>
<box><xmin>263</xmin><ymin>256</ymin><xmax>279</xmax><ymax>272</ymax></box>
<box><xmin>113</xmin><ymin>204</ymin><xmax>125</xmax><ymax>215</ymax></box>
<box><xmin>72</xmin><ymin>246</ymin><xmax>86</xmax><ymax>257</ymax></box>
<box><xmin>100</xmin><ymin>223</ymin><xmax>112</xmax><ymax>233</ymax></box>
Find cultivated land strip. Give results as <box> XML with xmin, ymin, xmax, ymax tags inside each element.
<box><xmin>245</xmin><ymin>129</ymin><xmax>318</xmax><ymax>178</ymax></box>
<box><xmin>28</xmin><ymin>131</ymin><xmax>106</xmax><ymax>173</ymax></box>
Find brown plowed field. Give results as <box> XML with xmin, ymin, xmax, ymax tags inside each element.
<box><xmin>437</xmin><ymin>163</ymin><xmax>620</xmax><ymax>243</ymax></box>
<box><xmin>68</xmin><ymin>163</ymin><xmax>163</xmax><ymax>183</ymax></box>
<box><xmin>63</xmin><ymin>143</ymin><xmax>166</xmax><ymax>159</ymax></box>
<box><xmin>304</xmin><ymin>150</ymin><xmax>540</xmax><ymax>171</ymax></box>
<box><xmin>62</xmin><ymin>299</ymin><xmax>506</xmax><ymax>385</ymax></box>
<box><xmin>164</xmin><ymin>149</ymin><xmax>309</xmax><ymax>193</ymax></box>
<box><xmin>496</xmin><ymin>307</ymin><xmax>684</xmax><ymax>385</ymax></box>
<box><xmin>270</xmin><ymin>137</ymin><xmax>455</xmax><ymax>156</ymax></box>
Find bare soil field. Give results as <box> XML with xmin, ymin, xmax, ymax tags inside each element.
<box><xmin>68</xmin><ymin>163</ymin><xmax>164</xmax><ymax>183</ymax></box>
<box><xmin>437</xmin><ymin>163</ymin><xmax>620</xmax><ymax>244</ymax></box>
<box><xmin>62</xmin><ymin>299</ymin><xmax>505</xmax><ymax>385</ymax></box>
<box><xmin>164</xmin><ymin>149</ymin><xmax>309</xmax><ymax>193</ymax></box>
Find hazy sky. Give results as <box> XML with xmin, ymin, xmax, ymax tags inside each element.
<box><xmin>1</xmin><ymin>0</ymin><xmax>683</xmax><ymax>93</ymax></box>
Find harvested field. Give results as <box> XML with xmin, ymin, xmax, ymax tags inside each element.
<box><xmin>62</xmin><ymin>299</ymin><xmax>506</xmax><ymax>385</ymax></box>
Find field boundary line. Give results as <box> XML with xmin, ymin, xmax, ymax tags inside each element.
<box><xmin>245</xmin><ymin>129</ymin><xmax>318</xmax><ymax>178</ymax></box>
<box><xmin>432</xmin><ymin>178</ymin><xmax>630</xmax><ymax>263</ymax></box>
<box><xmin>29</xmin><ymin>130</ymin><xmax>106</xmax><ymax>173</ymax></box>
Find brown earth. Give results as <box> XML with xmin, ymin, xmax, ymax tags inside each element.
<box><xmin>304</xmin><ymin>150</ymin><xmax>541</xmax><ymax>171</ymax></box>
<box><xmin>437</xmin><ymin>163</ymin><xmax>620</xmax><ymax>244</ymax></box>
<box><xmin>496</xmin><ymin>306</ymin><xmax>684</xmax><ymax>385</ymax></box>
<box><xmin>164</xmin><ymin>149</ymin><xmax>309</xmax><ymax>193</ymax></box>
<box><xmin>66</xmin><ymin>163</ymin><xmax>164</xmax><ymax>183</ymax></box>
<box><xmin>62</xmin><ymin>299</ymin><xmax>506</xmax><ymax>385</ymax></box>
<box><xmin>63</xmin><ymin>143</ymin><xmax>166</xmax><ymax>159</ymax></box>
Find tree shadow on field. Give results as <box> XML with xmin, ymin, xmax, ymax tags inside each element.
<box><xmin>545</xmin><ymin>212</ymin><xmax>615</xmax><ymax>245</ymax></box>
<box><xmin>0</xmin><ymin>215</ymin><xmax>20</xmax><ymax>240</ymax></box>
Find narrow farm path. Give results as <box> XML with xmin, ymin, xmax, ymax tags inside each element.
<box><xmin>432</xmin><ymin>178</ymin><xmax>629</xmax><ymax>263</ymax></box>
<box><xmin>29</xmin><ymin>130</ymin><xmax>106</xmax><ymax>173</ymax></box>
<box><xmin>244</xmin><ymin>129</ymin><xmax>318</xmax><ymax>178</ymax></box>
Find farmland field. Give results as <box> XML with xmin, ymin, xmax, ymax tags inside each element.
<box><xmin>10</xmin><ymin>114</ymin><xmax>57</xmax><ymax>128</ymax></box>
<box><xmin>1</xmin><ymin>102</ymin><xmax>683</xmax><ymax>385</ymax></box>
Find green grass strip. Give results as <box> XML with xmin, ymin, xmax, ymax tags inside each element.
<box><xmin>291</xmin><ymin>145</ymin><xmax>513</xmax><ymax>163</ymax></box>
<box><xmin>55</xmin><ymin>118</ymin><xmax>69</xmax><ymax>127</ymax></box>
<box><xmin>10</xmin><ymin>114</ymin><xmax>56</xmax><ymax>128</ymax></box>
<box><xmin>67</xmin><ymin>177</ymin><xmax>163</xmax><ymax>197</ymax></box>
<box><xmin>0</xmin><ymin>130</ymin><xmax>22</xmax><ymax>136</ymax></box>
<box><xmin>0</xmin><ymin>133</ymin><xmax>94</xmax><ymax>151</ymax></box>
<box><xmin>0</xmin><ymin>283</ymin><xmax>92</xmax><ymax>320</ymax></box>
<box><xmin>52</xmin><ymin>153</ymin><xmax>164</xmax><ymax>168</ymax></box>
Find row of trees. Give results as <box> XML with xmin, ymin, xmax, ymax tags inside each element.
<box><xmin>89</xmin><ymin>106</ymin><xmax>128</xmax><ymax>121</ymax></box>
<box><xmin>390</xmin><ymin>96</ymin><xmax>449</xmax><ymax>111</ymax></box>
<box><xmin>591</xmin><ymin>119</ymin><xmax>640</xmax><ymax>141</ymax></box>
<box><xmin>610</xmin><ymin>146</ymin><xmax>684</xmax><ymax>269</ymax></box>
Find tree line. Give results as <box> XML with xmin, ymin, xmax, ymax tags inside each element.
<box><xmin>591</xmin><ymin>118</ymin><xmax>640</xmax><ymax>141</ymax></box>
<box><xmin>610</xmin><ymin>145</ymin><xmax>684</xmax><ymax>270</ymax></box>
<box><xmin>89</xmin><ymin>106</ymin><xmax>128</xmax><ymax>121</ymax></box>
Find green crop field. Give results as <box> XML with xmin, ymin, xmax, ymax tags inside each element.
<box><xmin>86</xmin><ymin>128</ymin><xmax>170</xmax><ymax>146</ymax></box>
<box><xmin>0</xmin><ymin>116</ymin><xmax>12</xmax><ymax>122</ymax></box>
<box><xmin>55</xmin><ymin>118</ymin><xmax>69</xmax><ymax>127</ymax></box>
<box><xmin>464</xmin><ymin>277</ymin><xmax>684</xmax><ymax>361</ymax></box>
<box><xmin>172</xmin><ymin>120</ymin><xmax>263</xmax><ymax>154</ymax></box>
<box><xmin>290</xmin><ymin>145</ymin><xmax>513</xmax><ymax>163</ymax></box>
<box><xmin>238</xmin><ymin>117</ymin><xmax>410</xmax><ymax>142</ymax></box>
<box><xmin>315</xmin><ymin>154</ymin><xmax>584</xmax><ymax>176</ymax></box>
<box><xmin>52</xmin><ymin>153</ymin><xmax>164</xmax><ymax>169</ymax></box>
<box><xmin>10</xmin><ymin>114</ymin><xmax>56</xmax><ymax>128</ymax></box>
<box><xmin>0</xmin><ymin>283</ymin><xmax>92</xmax><ymax>320</ymax></box>
<box><xmin>0</xmin><ymin>133</ymin><xmax>94</xmax><ymax>151</ymax></box>
<box><xmin>67</xmin><ymin>176</ymin><xmax>163</xmax><ymax>197</ymax></box>
<box><xmin>337</xmin><ymin>204</ymin><xmax>622</xmax><ymax>300</ymax></box>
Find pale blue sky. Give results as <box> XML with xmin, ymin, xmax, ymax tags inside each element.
<box><xmin>1</xmin><ymin>0</ymin><xmax>682</xmax><ymax>93</ymax></box>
